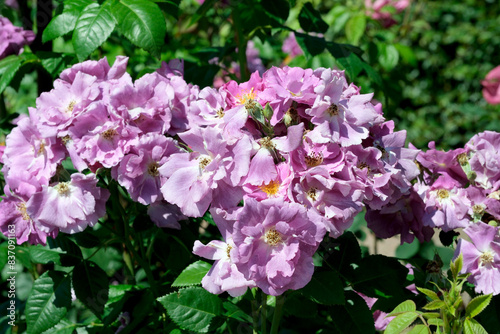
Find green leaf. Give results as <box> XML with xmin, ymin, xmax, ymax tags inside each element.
<box><xmin>323</xmin><ymin>231</ymin><xmax>361</xmax><ymax>281</ymax></box>
<box><xmin>47</xmin><ymin>235</ymin><xmax>83</xmax><ymax>267</ymax></box>
<box><xmin>295</xmin><ymin>32</ymin><xmax>326</xmax><ymax>58</ymax></box>
<box><xmin>223</xmin><ymin>302</ymin><xmax>253</xmax><ymax>323</ymax></box>
<box><xmin>298</xmin><ymin>2</ymin><xmax>328</xmax><ymax>33</ymax></box>
<box><xmin>394</xmin><ymin>43</ymin><xmax>417</xmax><ymax>66</ymax></box>
<box><xmin>112</xmin><ymin>0</ymin><xmax>166</xmax><ymax>58</ymax></box>
<box><xmin>0</xmin><ymin>56</ymin><xmax>22</xmax><ymax>94</ymax></box>
<box><xmin>189</xmin><ymin>0</ymin><xmax>217</xmax><ymax>26</ymax></box>
<box><xmin>107</xmin><ymin>284</ymin><xmax>134</xmax><ymax>305</ymax></box>
<box><xmin>261</xmin><ymin>0</ymin><xmax>289</xmax><ymax>22</ymax></box>
<box><xmin>326</xmin><ymin>43</ymin><xmax>364</xmax><ymax>80</ymax></box>
<box><xmin>41</xmin><ymin>319</ymin><xmax>77</xmax><ymax>334</ymax></box>
<box><xmin>427</xmin><ymin>318</ymin><xmax>444</xmax><ymax>327</ymax></box>
<box><xmin>300</xmin><ymin>270</ymin><xmax>345</xmax><ymax>305</ymax></box>
<box><xmin>157</xmin><ymin>286</ymin><xmax>223</xmax><ymax>333</ymax></box>
<box><xmin>330</xmin><ymin>291</ymin><xmax>375</xmax><ymax>334</ymax></box>
<box><xmin>72</xmin><ymin>2</ymin><xmax>116</xmax><ymax>61</ymax></box>
<box><xmin>63</xmin><ymin>0</ymin><xmax>93</xmax><ymax>12</ymax></box>
<box><xmin>407</xmin><ymin>324</ymin><xmax>430</xmax><ymax>334</ymax></box>
<box><xmin>450</xmin><ymin>253</ymin><xmax>463</xmax><ymax>280</ymax></box>
<box><xmin>42</xmin><ymin>11</ymin><xmax>79</xmax><ymax>43</ymax></box>
<box><xmin>72</xmin><ymin>260</ymin><xmax>109</xmax><ymax>316</ymax></box>
<box><xmin>351</xmin><ymin>255</ymin><xmax>411</xmax><ymax>311</ymax></box>
<box><xmin>384</xmin><ymin>312</ymin><xmax>419</xmax><ymax>334</ymax></box>
<box><xmin>416</xmin><ymin>287</ymin><xmax>440</xmax><ymax>301</ymax></box>
<box><xmin>345</xmin><ymin>14</ymin><xmax>366</xmax><ymax>45</ymax></box>
<box><xmin>422</xmin><ymin>300</ymin><xmax>446</xmax><ymax>311</ymax></box>
<box><xmin>464</xmin><ymin>318</ymin><xmax>488</xmax><ymax>334</ymax></box>
<box><xmin>387</xmin><ymin>300</ymin><xmax>416</xmax><ymax>316</ymax></box>
<box><xmin>25</xmin><ymin>271</ymin><xmax>72</xmax><ymax>334</ymax></box>
<box><xmin>154</xmin><ymin>0</ymin><xmax>181</xmax><ymax>19</ymax></box>
<box><xmin>466</xmin><ymin>294</ymin><xmax>492</xmax><ymax>319</ymax></box>
<box><xmin>422</xmin><ymin>312</ymin><xmax>440</xmax><ymax>319</ymax></box>
<box><xmin>36</xmin><ymin>52</ymin><xmax>75</xmax><ymax>78</ymax></box>
<box><xmin>172</xmin><ymin>261</ymin><xmax>212</xmax><ymax>287</ymax></box>
<box><xmin>29</xmin><ymin>245</ymin><xmax>64</xmax><ymax>265</ymax></box>
<box><xmin>377</xmin><ymin>43</ymin><xmax>399</xmax><ymax>71</ymax></box>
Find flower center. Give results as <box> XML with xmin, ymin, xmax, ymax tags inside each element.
<box><xmin>37</xmin><ymin>140</ymin><xmax>46</xmax><ymax>156</ymax></box>
<box><xmin>472</xmin><ymin>204</ymin><xmax>485</xmax><ymax>215</ymax></box>
<box><xmin>436</xmin><ymin>189</ymin><xmax>450</xmax><ymax>200</ymax></box>
<box><xmin>307</xmin><ymin>187</ymin><xmax>318</xmax><ymax>202</ymax></box>
<box><xmin>148</xmin><ymin>162</ymin><xmax>160</xmax><ymax>177</ymax></box>
<box><xmin>55</xmin><ymin>182</ymin><xmax>71</xmax><ymax>196</ymax></box>
<box><xmin>199</xmin><ymin>156</ymin><xmax>212</xmax><ymax>170</ymax></box>
<box><xmin>457</xmin><ymin>153</ymin><xmax>468</xmax><ymax>166</ymax></box>
<box><xmin>61</xmin><ymin>135</ymin><xmax>71</xmax><ymax>145</ymax></box>
<box><xmin>304</xmin><ymin>152</ymin><xmax>323</xmax><ymax>168</ymax></box>
<box><xmin>260</xmin><ymin>137</ymin><xmax>275</xmax><ymax>149</ymax></box>
<box><xmin>226</xmin><ymin>244</ymin><xmax>232</xmax><ymax>259</ymax></box>
<box><xmin>101</xmin><ymin>129</ymin><xmax>118</xmax><ymax>140</ymax></box>
<box><xmin>16</xmin><ymin>202</ymin><xmax>30</xmax><ymax>221</ymax></box>
<box><xmin>236</xmin><ymin>88</ymin><xmax>256</xmax><ymax>105</ymax></box>
<box><xmin>357</xmin><ymin>161</ymin><xmax>370</xmax><ymax>171</ymax></box>
<box><xmin>66</xmin><ymin>100</ymin><xmax>76</xmax><ymax>114</ymax></box>
<box><xmin>480</xmin><ymin>250</ymin><xmax>494</xmax><ymax>266</ymax></box>
<box><xmin>488</xmin><ymin>191</ymin><xmax>500</xmax><ymax>200</ymax></box>
<box><xmin>327</xmin><ymin>103</ymin><xmax>339</xmax><ymax>116</ymax></box>
<box><xmin>259</xmin><ymin>180</ymin><xmax>280</xmax><ymax>197</ymax></box>
<box><xmin>264</xmin><ymin>228</ymin><xmax>282</xmax><ymax>247</ymax></box>
<box><xmin>216</xmin><ymin>108</ymin><xmax>225</xmax><ymax>118</ymax></box>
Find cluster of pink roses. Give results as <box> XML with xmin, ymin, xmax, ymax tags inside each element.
<box><xmin>1</xmin><ymin>55</ymin><xmax>499</xmax><ymax>297</ymax></box>
<box><xmin>0</xmin><ymin>16</ymin><xmax>35</xmax><ymax>59</ymax></box>
<box><xmin>411</xmin><ymin>132</ymin><xmax>500</xmax><ymax>295</ymax></box>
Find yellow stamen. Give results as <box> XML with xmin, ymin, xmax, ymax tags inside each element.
<box><xmin>264</xmin><ymin>228</ymin><xmax>282</xmax><ymax>247</ymax></box>
<box><xmin>148</xmin><ymin>162</ymin><xmax>160</xmax><ymax>177</ymax></box>
<box><xmin>55</xmin><ymin>182</ymin><xmax>70</xmax><ymax>196</ymax></box>
<box><xmin>305</xmin><ymin>152</ymin><xmax>323</xmax><ymax>168</ymax></box>
<box><xmin>101</xmin><ymin>129</ymin><xmax>118</xmax><ymax>140</ymax></box>
<box><xmin>259</xmin><ymin>180</ymin><xmax>280</xmax><ymax>197</ymax></box>
<box><xmin>437</xmin><ymin>189</ymin><xmax>449</xmax><ymax>200</ymax></box>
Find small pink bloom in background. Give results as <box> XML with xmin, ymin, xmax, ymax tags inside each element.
<box><xmin>5</xmin><ymin>0</ymin><xmax>19</xmax><ymax>9</ymax></box>
<box><xmin>365</xmin><ymin>0</ymin><xmax>410</xmax><ymax>28</ymax></box>
<box><xmin>482</xmin><ymin>66</ymin><xmax>500</xmax><ymax>105</ymax></box>
<box><xmin>282</xmin><ymin>32</ymin><xmax>303</xmax><ymax>62</ymax></box>
<box><xmin>0</xmin><ymin>17</ymin><xmax>35</xmax><ymax>59</ymax></box>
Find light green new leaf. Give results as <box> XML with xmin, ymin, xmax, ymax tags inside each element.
<box><xmin>422</xmin><ymin>300</ymin><xmax>445</xmax><ymax>311</ymax></box>
<box><xmin>72</xmin><ymin>2</ymin><xmax>116</xmax><ymax>61</ymax></box>
<box><xmin>42</xmin><ymin>11</ymin><xmax>79</xmax><ymax>43</ymax></box>
<box><xmin>112</xmin><ymin>0</ymin><xmax>166</xmax><ymax>58</ymax></box>
<box><xmin>172</xmin><ymin>261</ymin><xmax>212</xmax><ymax>287</ymax></box>
<box><xmin>464</xmin><ymin>318</ymin><xmax>488</xmax><ymax>334</ymax></box>
<box><xmin>384</xmin><ymin>312</ymin><xmax>419</xmax><ymax>334</ymax></box>
<box><xmin>465</xmin><ymin>294</ymin><xmax>492</xmax><ymax>319</ymax></box>
<box><xmin>416</xmin><ymin>287</ymin><xmax>440</xmax><ymax>301</ymax></box>
<box><xmin>387</xmin><ymin>300</ymin><xmax>416</xmax><ymax>316</ymax></box>
<box><xmin>407</xmin><ymin>324</ymin><xmax>430</xmax><ymax>334</ymax></box>
<box><xmin>26</xmin><ymin>271</ymin><xmax>72</xmax><ymax>334</ymax></box>
<box><xmin>157</xmin><ymin>287</ymin><xmax>222</xmax><ymax>333</ymax></box>
<box><xmin>345</xmin><ymin>14</ymin><xmax>366</xmax><ymax>45</ymax></box>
